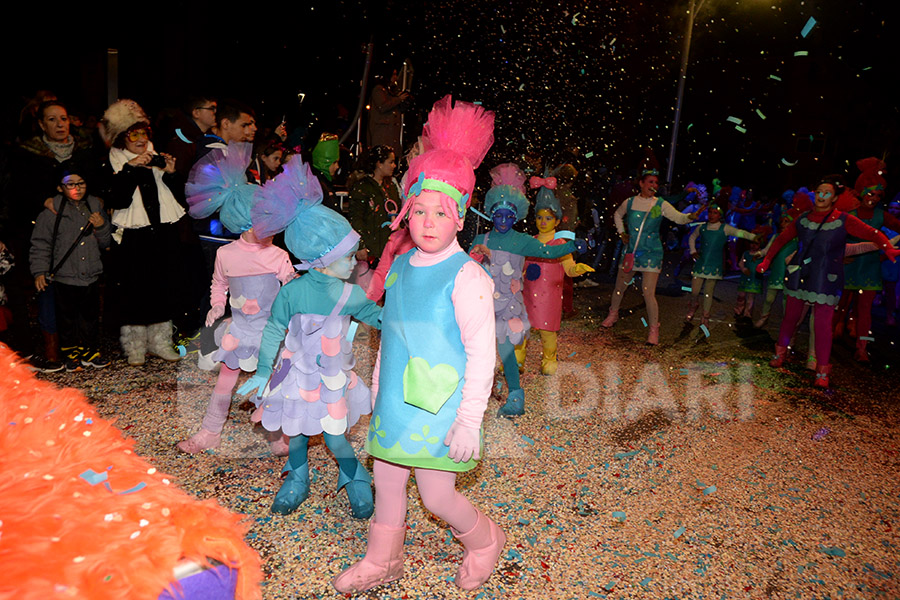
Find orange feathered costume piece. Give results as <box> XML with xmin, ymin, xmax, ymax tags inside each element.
<box><xmin>0</xmin><ymin>346</ymin><xmax>262</xmax><ymax>600</ymax></box>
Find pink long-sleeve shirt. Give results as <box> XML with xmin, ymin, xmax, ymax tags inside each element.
<box><xmin>372</xmin><ymin>238</ymin><xmax>496</xmax><ymax>430</ymax></box>
<box><xmin>209</xmin><ymin>235</ymin><xmax>295</xmax><ymax>307</ymax></box>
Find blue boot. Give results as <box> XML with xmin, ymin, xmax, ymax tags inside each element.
<box><xmin>497</xmin><ymin>388</ymin><xmax>525</xmax><ymax>417</ymax></box>
<box><xmin>338</xmin><ymin>462</ymin><xmax>374</xmax><ymax>519</ymax></box>
<box><xmin>271</xmin><ymin>464</ymin><xmax>310</xmax><ymax>515</ymax></box>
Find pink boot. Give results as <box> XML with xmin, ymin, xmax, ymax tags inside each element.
<box><xmin>332</xmin><ymin>522</ymin><xmax>405</xmax><ymax>593</ymax></box>
<box><xmin>176</xmin><ymin>429</ymin><xmax>221</xmax><ymax>453</ymax></box>
<box><xmin>601</xmin><ymin>309</ymin><xmax>618</xmax><ymax>328</ymax></box>
<box><xmin>646</xmin><ymin>323</ymin><xmax>660</xmax><ymax>346</ymax></box>
<box><xmin>452</xmin><ymin>510</ymin><xmax>507</xmax><ymax>590</ymax></box>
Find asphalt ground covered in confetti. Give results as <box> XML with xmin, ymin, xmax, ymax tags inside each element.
<box><xmin>38</xmin><ymin>269</ymin><xmax>900</xmax><ymax>600</ymax></box>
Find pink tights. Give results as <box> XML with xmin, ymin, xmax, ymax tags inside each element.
<box><xmin>372</xmin><ymin>459</ymin><xmax>478</xmax><ymax>532</ymax></box>
<box><xmin>201</xmin><ymin>365</ymin><xmax>241</xmax><ymax>433</ymax></box>
<box><xmin>778</xmin><ymin>297</ymin><xmax>835</xmax><ymax>366</ymax></box>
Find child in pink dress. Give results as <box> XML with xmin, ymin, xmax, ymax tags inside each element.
<box><xmin>177</xmin><ymin>143</ymin><xmax>295</xmax><ymax>454</ymax></box>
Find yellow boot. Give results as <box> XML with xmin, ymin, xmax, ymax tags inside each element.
<box><xmin>514</xmin><ymin>339</ymin><xmax>527</xmax><ymax>373</ymax></box>
<box><xmin>539</xmin><ymin>330</ymin><xmax>558</xmax><ymax>376</ymax></box>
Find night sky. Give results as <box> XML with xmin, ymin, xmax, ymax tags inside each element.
<box><xmin>4</xmin><ymin>0</ymin><xmax>896</xmax><ymax>196</ymax></box>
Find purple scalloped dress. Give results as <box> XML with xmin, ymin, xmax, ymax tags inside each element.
<box><xmin>211</xmin><ymin>273</ymin><xmax>281</xmax><ymax>371</ymax></box>
<box><xmin>257</xmin><ymin>289</ymin><xmax>370</xmax><ymax>437</ymax></box>
<box><xmin>488</xmin><ymin>248</ymin><xmax>530</xmax><ymax>345</ymax></box>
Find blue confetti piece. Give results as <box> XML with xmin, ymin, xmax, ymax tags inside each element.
<box><xmin>818</xmin><ymin>546</ymin><xmax>846</xmax><ymax>557</ymax></box>
<box><xmin>801</xmin><ymin>16</ymin><xmax>817</xmax><ymax>38</ymax></box>
<box><xmin>781</xmin><ymin>158</ymin><xmax>798</xmax><ymax>166</ymax></box>
<box><xmin>681</xmin><ymin>286</ymin><xmax>692</xmax><ymax>292</ymax></box>
<box><xmin>85</xmin><ymin>418</ymin><xmax>93</xmax><ymax>425</ymax></box>
<box><xmin>568</xmin><ymin>351</ymin><xmax>577</xmax><ymax>358</ymax></box>
<box><xmin>473</xmin><ymin>101</ymin><xmax>482</xmax><ymax>105</ymax></box>
<box><xmin>794</xmin><ymin>50</ymin><xmax>809</xmax><ymax>57</ymax></box>
<box><xmin>380</xmin><ymin>221</ymin><xmax>392</xmax><ymax>228</ymax></box>
<box><xmin>554</xmin><ymin>230</ymin><xmax>575</xmax><ymax>240</ymax></box>
<box><xmin>522</xmin><ymin>435</ymin><xmax>535</xmax><ymax>446</ymax></box>
<box><xmin>612</xmin><ymin>511</ymin><xmax>627</xmax><ymax>522</ymax></box>
<box><xmin>703</xmin><ymin>485</ymin><xmax>717</xmax><ymax>495</ymax></box>
<box><xmin>640</xmin><ymin>577</ymin><xmax>652</xmax><ymax>587</ymax></box>
<box><xmin>175</xmin><ymin>128</ymin><xmax>193</xmax><ymax>144</ymax></box>
<box><xmin>756</xmin><ymin>109</ymin><xmax>767</xmax><ymax>120</ymax></box>
<box><xmin>679</xmin><ymin>368</ymin><xmax>689</xmax><ymax>375</ymax></box>
<box><xmin>859</xmin><ymin>336</ymin><xmax>874</xmax><ymax>342</ymax></box>
<box><xmin>726</xmin><ymin>116</ymin><xmax>743</xmax><ymax>124</ymax></box>
<box><xmin>803</xmin><ymin>257</ymin><xmax>812</xmax><ymax>264</ymax></box>
<box><xmin>585</xmin><ymin>362</ymin><xmax>591</xmax><ymax>368</ymax></box>
<box><xmin>700</xmin><ymin>324</ymin><xmax>710</xmax><ymax>337</ymax></box>
<box><xmin>735</xmin><ymin>125</ymin><xmax>747</xmax><ymax>134</ymax></box>
<box><xmin>79</xmin><ymin>469</ymin><xmax>108</xmax><ymax>485</ymax></box>
<box><xmin>673</xmin><ymin>526</ymin><xmax>686</xmax><ymax>539</ymax></box>
<box><xmin>346</xmin><ymin>322</ymin><xmax>359</xmax><ymax>343</ymax></box>
<box><xmin>614</xmin><ymin>449</ymin><xmax>641</xmax><ymax>459</ymax></box>
<box><xmin>641</xmin><ymin>317</ymin><xmax>648</xmax><ymax>327</ymax></box>
<box><xmin>769</xmin><ymin>74</ymin><xmax>783</xmax><ymax>81</ymax></box>
<box><xmin>604</xmin><ymin>581</ymin><xmax>616</xmax><ymax>591</ymax></box>
<box><xmin>585</xmin><ymin>151</ymin><xmax>594</xmax><ymax>158</ymax></box>
<box><xmin>177</xmin><ymin>345</ymin><xmax>187</xmax><ymax>358</ymax></box>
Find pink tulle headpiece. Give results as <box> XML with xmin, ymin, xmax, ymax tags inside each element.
<box><xmin>392</xmin><ymin>95</ymin><xmax>494</xmax><ymax>229</ymax></box>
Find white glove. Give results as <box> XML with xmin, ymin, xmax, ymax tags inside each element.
<box><xmin>206</xmin><ymin>304</ymin><xmax>225</xmax><ymax>327</ymax></box>
<box><xmin>443</xmin><ymin>420</ymin><xmax>481</xmax><ymax>463</ymax></box>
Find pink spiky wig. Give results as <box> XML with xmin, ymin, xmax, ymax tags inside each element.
<box><xmin>391</xmin><ymin>95</ymin><xmax>494</xmax><ymax>229</ymax></box>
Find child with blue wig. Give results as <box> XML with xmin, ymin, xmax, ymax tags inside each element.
<box><xmin>238</xmin><ymin>156</ymin><xmax>382</xmax><ymax>518</ymax></box>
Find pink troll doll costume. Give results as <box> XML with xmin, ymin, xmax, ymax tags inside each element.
<box><xmin>517</xmin><ymin>172</ymin><xmax>595</xmax><ymax>375</ymax></box>
<box><xmin>333</xmin><ymin>95</ymin><xmax>506</xmax><ymax>594</ymax></box>
<box><xmin>177</xmin><ymin>143</ymin><xmax>295</xmax><ymax>455</ymax></box>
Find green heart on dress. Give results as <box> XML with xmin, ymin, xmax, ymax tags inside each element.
<box><xmin>385</xmin><ymin>272</ymin><xmax>399</xmax><ymax>288</ymax></box>
<box><xmin>403</xmin><ymin>356</ymin><xmax>460</xmax><ymax>414</ymax></box>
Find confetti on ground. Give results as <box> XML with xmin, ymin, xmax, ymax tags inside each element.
<box><xmin>812</xmin><ymin>427</ymin><xmax>830</xmax><ymax>441</ymax></box>
<box><xmin>29</xmin><ymin>274</ymin><xmax>900</xmax><ymax>599</ymax></box>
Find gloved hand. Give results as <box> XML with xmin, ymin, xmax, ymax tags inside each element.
<box><xmin>443</xmin><ymin>420</ymin><xmax>481</xmax><ymax>463</ymax></box>
<box><xmin>206</xmin><ymin>304</ymin><xmax>225</xmax><ymax>327</ymax></box>
<box><xmin>572</xmin><ymin>263</ymin><xmax>595</xmax><ymax>277</ymax></box>
<box><xmin>756</xmin><ymin>258</ymin><xmax>771</xmax><ymax>274</ymax></box>
<box><xmin>886</xmin><ymin>245</ymin><xmax>900</xmax><ymax>263</ymax></box>
<box><xmin>237</xmin><ymin>373</ymin><xmax>269</xmax><ymax>397</ymax></box>
<box><xmin>574</xmin><ymin>239</ymin><xmax>588</xmax><ymax>255</ymax></box>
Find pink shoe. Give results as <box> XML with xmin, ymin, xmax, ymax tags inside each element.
<box><xmin>333</xmin><ymin>522</ymin><xmax>406</xmax><ymax>593</ymax></box>
<box><xmin>452</xmin><ymin>510</ymin><xmax>507</xmax><ymax>590</ymax></box>
<box><xmin>269</xmin><ymin>434</ymin><xmax>290</xmax><ymax>456</ymax></box>
<box><xmin>601</xmin><ymin>309</ymin><xmax>618</xmax><ymax>328</ymax></box>
<box><xmin>176</xmin><ymin>429</ymin><xmax>221</xmax><ymax>453</ymax></box>
<box><xmin>646</xmin><ymin>323</ymin><xmax>660</xmax><ymax>346</ymax></box>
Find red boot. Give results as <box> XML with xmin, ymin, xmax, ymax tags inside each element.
<box><xmin>814</xmin><ymin>364</ymin><xmax>831</xmax><ymax>388</ymax></box>
<box><xmin>332</xmin><ymin>522</ymin><xmax>406</xmax><ymax>593</ymax></box>
<box><xmin>854</xmin><ymin>339</ymin><xmax>869</xmax><ymax>363</ymax></box>
<box><xmin>452</xmin><ymin>510</ymin><xmax>507</xmax><ymax>590</ymax></box>
<box><xmin>769</xmin><ymin>345</ymin><xmax>788</xmax><ymax>368</ymax></box>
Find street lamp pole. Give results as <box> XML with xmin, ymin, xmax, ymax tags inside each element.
<box><xmin>665</xmin><ymin>0</ymin><xmax>706</xmax><ymax>187</ymax></box>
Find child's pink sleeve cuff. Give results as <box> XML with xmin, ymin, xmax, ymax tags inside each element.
<box><xmin>451</xmin><ymin>261</ymin><xmax>496</xmax><ymax>429</ymax></box>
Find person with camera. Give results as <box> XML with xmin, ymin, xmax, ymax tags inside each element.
<box><xmin>96</xmin><ymin>99</ymin><xmax>186</xmax><ymax>366</ymax></box>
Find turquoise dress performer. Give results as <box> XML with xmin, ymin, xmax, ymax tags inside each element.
<box><xmin>755</xmin><ymin>212</ymin><xmax>798</xmax><ymax>329</ymax></box>
<box><xmin>238</xmin><ymin>156</ymin><xmax>382</xmax><ymax>518</ymax></box>
<box><xmin>334</xmin><ymin>95</ymin><xmax>506</xmax><ymax>595</ymax></box>
<box><xmin>469</xmin><ymin>163</ymin><xmax>583</xmax><ymax>417</ymax></box>
<box><xmin>685</xmin><ymin>203</ymin><xmax>756</xmax><ymax>326</ymax></box>
<box><xmin>602</xmin><ymin>169</ymin><xmax>698</xmax><ymax>345</ymax></box>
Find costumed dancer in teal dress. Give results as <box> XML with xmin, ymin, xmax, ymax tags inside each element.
<box><xmin>755</xmin><ymin>212</ymin><xmax>799</xmax><ymax>329</ymax></box>
<box><xmin>334</xmin><ymin>95</ymin><xmax>505</xmax><ymax>594</ymax></box>
<box><xmin>832</xmin><ymin>158</ymin><xmax>900</xmax><ymax>361</ymax></box>
<box><xmin>602</xmin><ymin>169</ymin><xmax>698</xmax><ymax>344</ymax></box>
<box><xmin>684</xmin><ymin>203</ymin><xmax>756</xmax><ymax>326</ymax></box>
<box><xmin>469</xmin><ymin>163</ymin><xmax>583</xmax><ymax>417</ymax></box>
<box><xmin>736</xmin><ymin>230</ymin><xmax>766</xmax><ymax>319</ymax></box>
<box><xmin>237</xmin><ymin>156</ymin><xmax>381</xmax><ymax>518</ymax></box>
